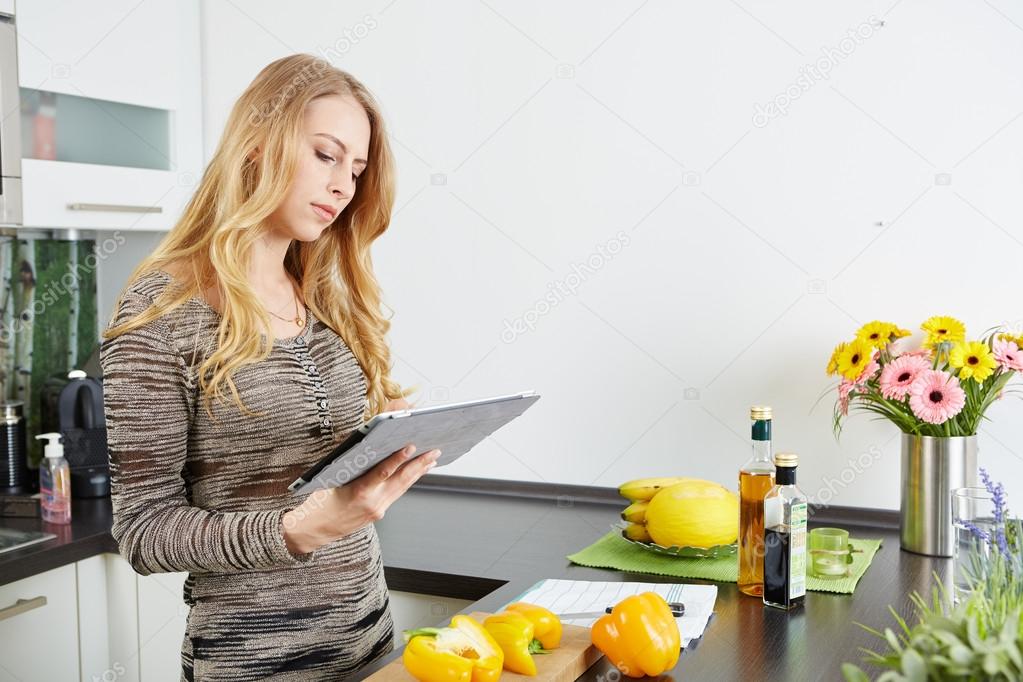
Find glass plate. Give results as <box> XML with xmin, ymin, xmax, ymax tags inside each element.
<box><xmin>612</xmin><ymin>523</ymin><xmax>737</xmax><ymax>558</ymax></box>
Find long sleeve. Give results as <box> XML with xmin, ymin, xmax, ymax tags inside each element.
<box><xmin>100</xmin><ymin>291</ymin><xmax>310</xmax><ymax>576</ymax></box>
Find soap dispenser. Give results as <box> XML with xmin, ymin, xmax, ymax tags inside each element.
<box><xmin>36</xmin><ymin>433</ymin><xmax>71</xmax><ymax>524</ymax></box>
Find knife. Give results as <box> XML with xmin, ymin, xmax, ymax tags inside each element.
<box><xmin>556</xmin><ymin>601</ymin><xmax>685</xmax><ymax>620</ymax></box>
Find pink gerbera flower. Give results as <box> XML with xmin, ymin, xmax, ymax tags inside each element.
<box><xmin>993</xmin><ymin>338</ymin><xmax>1023</xmax><ymax>372</ymax></box>
<box><xmin>838</xmin><ymin>379</ymin><xmax>855</xmax><ymax>416</ymax></box>
<box><xmin>908</xmin><ymin>370</ymin><xmax>966</xmax><ymax>424</ymax></box>
<box><xmin>899</xmin><ymin>347</ymin><xmax>933</xmax><ymax>361</ymax></box>
<box><xmin>879</xmin><ymin>355</ymin><xmax>931</xmax><ymax>400</ymax></box>
<box><xmin>857</xmin><ymin>354</ymin><xmax>881</xmax><ymax>383</ymax></box>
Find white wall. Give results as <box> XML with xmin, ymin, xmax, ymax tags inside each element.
<box><xmin>199</xmin><ymin>0</ymin><xmax>1023</xmax><ymax>510</ymax></box>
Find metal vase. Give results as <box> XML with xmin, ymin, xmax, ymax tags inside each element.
<box><xmin>900</xmin><ymin>434</ymin><xmax>978</xmax><ymax>557</ymax></box>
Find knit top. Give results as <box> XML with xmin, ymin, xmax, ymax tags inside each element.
<box><xmin>100</xmin><ymin>269</ymin><xmax>394</xmax><ymax>681</ymax></box>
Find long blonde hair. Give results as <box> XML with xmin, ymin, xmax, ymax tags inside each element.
<box><xmin>104</xmin><ymin>54</ymin><xmax>408</xmax><ymax>420</ymax></box>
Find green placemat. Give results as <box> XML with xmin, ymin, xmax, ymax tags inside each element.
<box><xmin>567</xmin><ymin>531</ymin><xmax>882</xmax><ymax>594</ymax></box>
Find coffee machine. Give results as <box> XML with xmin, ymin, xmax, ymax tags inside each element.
<box><xmin>40</xmin><ymin>369</ymin><xmax>110</xmax><ymax>498</ymax></box>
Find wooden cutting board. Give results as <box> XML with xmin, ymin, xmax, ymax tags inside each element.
<box><xmin>366</xmin><ymin>611</ymin><xmax>604</xmax><ymax>682</ymax></box>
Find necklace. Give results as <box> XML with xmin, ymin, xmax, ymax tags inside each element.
<box><xmin>265</xmin><ymin>278</ymin><xmax>305</xmax><ymax>328</ymax></box>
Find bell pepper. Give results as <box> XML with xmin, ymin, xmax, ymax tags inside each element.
<box><xmin>482</xmin><ymin>611</ymin><xmax>549</xmax><ymax>676</ymax></box>
<box><xmin>590</xmin><ymin>592</ymin><xmax>680</xmax><ymax>678</ymax></box>
<box><xmin>402</xmin><ymin>615</ymin><xmax>504</xmax><ymax>682</ymax></box>
<box><xmin>502</xmin><ymin>602</ymin><xmax>563</xmax><ymax>650</ymax></box>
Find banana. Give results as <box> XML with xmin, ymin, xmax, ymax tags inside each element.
<box><xmin>620</xmin><ymin>500</ymin><xmax>649</xmax><ymax>524</ymax></box>
<box><xmin>622</xmin><ymin>522</ymin><xmax>652</xmax><ymax>543</ymax></box>
<box><xmin>617</xmin><ymin>477</ymin><xmax>691</xmax><ymax>502</ymax></box>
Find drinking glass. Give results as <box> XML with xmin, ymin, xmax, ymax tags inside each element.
<box><xmin>951</xmin><ymin>486</ymin><xmax>996</xmax><ymax>602</ymax></box>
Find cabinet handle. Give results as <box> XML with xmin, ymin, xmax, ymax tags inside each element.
<box><xmin>67</xmin><ymin>203</ymin><xmax>163</xmax><ymax>214</ymax></box>
<box><xmin>0</xmin><ymin>596</ymin><xmax>47</xmax><ymax>621</ymax></box>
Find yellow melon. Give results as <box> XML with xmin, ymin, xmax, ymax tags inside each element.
<box><xmin>645</xmin><ymin>479</ymin><xmax>739</xmax><ymax>548</ymax></box>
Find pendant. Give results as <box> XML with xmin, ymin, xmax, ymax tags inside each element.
<box><xmin>295</xmin><ymin>316</ymin><xmax>305</xmax><ymax>328</ymax></box>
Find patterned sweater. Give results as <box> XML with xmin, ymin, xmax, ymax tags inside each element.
<box><xmin>100</xmin><ymin>270</ymin><xmax>394</xmax><ymax>681</ymax></box>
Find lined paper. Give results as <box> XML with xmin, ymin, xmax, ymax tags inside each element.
<box><xmin>503</xmin><ymin>578</ymin><xmax>717</xmax><ymax>648</ymax></box>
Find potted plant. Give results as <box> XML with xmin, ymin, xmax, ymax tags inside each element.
<box><xmin>827</xmin><ymin>317</ymin><xmax>1022</xmax><ymax>556</ymax></box>
<box><xmin>842</xmin><ymin>470</ymin><xmax>1022</xmax><ymax>680</ymax></box>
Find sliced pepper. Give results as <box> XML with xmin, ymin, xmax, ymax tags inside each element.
<box><xmin>590</xmin><ymin>592</ymin><xmax>680</xmax><ymax>678</ymax></box>
<box><xmin>402</xmin><ymin>615</ymin><xmax>504</xmax><ymax>682</ymax></box>
<box><xmin>502</xmin><ymin>602</ymin><xmax>563</xmax><ymax>650</ymax></box>
<box><xmin>482</xmin><ymin>611</ymin><xmax>549</xmax><ymax>676</ymax></box>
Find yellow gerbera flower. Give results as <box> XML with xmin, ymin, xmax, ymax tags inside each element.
<box><xmin>836</xmin><ymin>339</ymin><xmax>874</xmax><ymax>381</ymax></box>
<box><xmin>827</xmin><ymin>342</ymin><xmax>845</xmax><ymax>376</ymax></box>
<box><xmin>999</xmin><ymin>332</ymin><xmax>1023</xmax><ymax>348</ymax></box>
<box><xmin>949</xmin><ymin>341</ymin><xmax>998</xmax><ymax>383</ymax></box>
<box><xmin>921</xmin><ymin>316</ymin><xmax>966</xmax><ymax>346</ymax></box>
<box><xmin>856</xmin><ymin>321</ymin><xmax>912</xmax><ymax>349</ymax></box>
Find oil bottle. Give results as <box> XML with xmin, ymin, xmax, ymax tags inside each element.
<box><xmin>738</xmin><ymin>405</ymin><xmax>775</xmax><ymax>597</ymax></box>
<box><xmin>763</xmin><ymin>452</ymin><xmax>807</xmax><ymax>610</ymax></box>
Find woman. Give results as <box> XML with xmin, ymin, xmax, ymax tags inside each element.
<box><xmin>100</xmin><ymin>54</ymin><xmax>438</xmax><ymax>680</ymax></box>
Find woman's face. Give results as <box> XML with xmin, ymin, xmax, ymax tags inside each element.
<box><xmin>268</xmin><ymin>94</ymin><xmax>371</xmax><ymax>242</ymax></box>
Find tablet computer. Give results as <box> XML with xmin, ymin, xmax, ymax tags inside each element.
<box><xmin>288</xmin><ymin>390</ymin><xmax>540</xmax><ymax>494</ymax></box>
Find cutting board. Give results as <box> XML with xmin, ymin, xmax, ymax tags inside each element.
<box><xmin>366</xmin><ymin>612</ymin><xmax>604</xmax><ymax>682</ymax></box>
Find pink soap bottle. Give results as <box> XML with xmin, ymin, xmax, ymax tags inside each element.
<box><xmin>36</xmin><ymin>433</ymin><xmax>71</xmax><ymax>525</ymax></box>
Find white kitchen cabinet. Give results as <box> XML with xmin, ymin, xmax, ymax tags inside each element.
<box><xmin>0</xmin><ymin>564</ymin><xmax>80</xmax><ymax>681</ymax></box>
<box><xmin>387</xmin><ymin>590</ymin><xmax>474</xmax><ymax>648</ymax></box>
<box><xmin>15</xmin><ymin>0</ymin><xmax>203</xmax><ymax>231</ymax></box>
<box><xmin>136</xmin><ymin>572</ymin><xmax>188</xmax><ymax>682</ymax></box>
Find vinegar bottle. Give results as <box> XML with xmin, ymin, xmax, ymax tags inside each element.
<box><xmin>763</xmin><ymin>452</ymin><xmax>808</xmax><ymax>610</ymax></box>
<box><xmin>738</xmin><ymin>405</ymin><xmax>775</xmax><ymax>597</ymax></box>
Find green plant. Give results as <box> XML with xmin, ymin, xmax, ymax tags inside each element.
<box><xmin>843</xmin><ymin>474</ymin><xmax>1023</xmax><ymax>681</ymax></box>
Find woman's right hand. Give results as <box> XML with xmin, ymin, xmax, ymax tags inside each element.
<box><xmin>282</xmin><ymin>444</ymin><xmax>441</xmax><ymax>556</ymax></box>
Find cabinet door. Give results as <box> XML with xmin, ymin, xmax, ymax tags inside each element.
<box><xmin>0</xmin><ymin>564</ymin><xmax>79</xmax><ymax>681</ymax></box>
<box><xmin>137</xmin><ymin>571</ymin><xmax>188</xmax><ymax>682</ymax></box>
<box><xmin>16</xmin><ymin>0</ymin><xmax>184</xmax><ymax>110</ymax></box>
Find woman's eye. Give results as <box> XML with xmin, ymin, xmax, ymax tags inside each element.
<box><xmin>316</xmin><ymin>151</ymin><xmax>335</xmax><ymax>164</ymax></box>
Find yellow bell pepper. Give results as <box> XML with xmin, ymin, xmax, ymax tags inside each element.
<box><xmin>482</xmin><ymin>611</ymin><xmax>549</xmax><ymax>676</ymax></box>
<box><xmin>402</xmin><ymin>615</ymin><xmax>504</xmax><ymax>682</ymax></box>
<box><xmin>502</xmin><ymin>602</ymin><xmax>563</xmax><ymax>650</ymax></box>
<box><xmin>590</xmin><ymin>592</ymin><xmax>680</xmax><ymax>678</ymax></box>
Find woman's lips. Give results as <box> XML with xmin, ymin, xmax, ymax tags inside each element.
<box><xmin>311</xmin><ymin>203</ymin><xmax>335</xmax><ymax>221</ymax></box>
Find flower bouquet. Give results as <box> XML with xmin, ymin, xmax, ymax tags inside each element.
<box><xmin>826</xmin><ymin>316</ymin><xmax>1023</xmax><ymax>556</ymax></box>
<box><xmin>827</xmin><ymin>316</ymin><xmax>1023</xmax><ymax>437</ymax></box>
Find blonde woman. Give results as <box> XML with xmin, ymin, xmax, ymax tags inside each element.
<box><xmin>100</xmin><ymin>54</ymin><xmax>438</xmax><ymax>680</ymax></box>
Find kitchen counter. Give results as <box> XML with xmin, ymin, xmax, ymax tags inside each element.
<box><xmin>0</xmin><ymin>497</ymin><xmax>117</xmax><ymax>586</ymax></box>
<box><xmin>0</xmin><ymin>477</ymin><xmax>949</xmax><ymax>681</ymax></box>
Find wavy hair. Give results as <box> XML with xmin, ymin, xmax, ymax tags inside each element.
<box><xmin>103</xmin><ymin>54</ymin><xmax>408</xmax><ymax>420</ymax></box>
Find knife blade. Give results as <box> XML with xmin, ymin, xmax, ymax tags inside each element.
<box><xmin>556</xmin><ymin>601</ymin><xmax>685</xmax><ymax>620</ymax></box>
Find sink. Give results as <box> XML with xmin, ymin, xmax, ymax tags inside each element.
<box><xmin>0</xmin><ymin>528</ymin><xmax>57</xmax><ymax>555</ymax></box>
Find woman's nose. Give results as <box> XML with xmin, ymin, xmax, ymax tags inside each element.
<box><xmin>329</xmin><ymin>174</ymin><xmax>354</xmax><ymax>200</ymax></box>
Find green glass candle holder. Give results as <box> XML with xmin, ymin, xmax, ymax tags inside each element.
<box><xmin>809</xmin><ymin>527</ymin><xmax>853</xmax><ymax>579</ymax></box>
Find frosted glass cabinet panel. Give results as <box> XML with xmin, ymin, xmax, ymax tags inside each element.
<box><xmin>20</xmin><ymin>88</ymin><xmax>172</xmax><ymax>171</ymax></box>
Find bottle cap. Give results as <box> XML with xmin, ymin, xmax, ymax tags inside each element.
<box><xmin>750</xmin><ymin>405</ymin><xmax>772</xmax><ymax>420</ymax></box>
<box><xmin>35</xmin><ymin>432</ymin><xmax>64</xmax><ymax>459</ymax></box>
<box><xmin>774</xmin><ymin>452</ymin><xmax>798</xmax><ymax>467</ymax></box>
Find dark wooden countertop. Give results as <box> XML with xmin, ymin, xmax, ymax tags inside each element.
<box><xmin>0</xmin><ymin>497</ymin><xmax>117</xmax><ymax>585</ymax></box>
<box><xmin>0</xmin><ymin>476</ymin><xmax>948</xmax><ymax>681</ymax></box>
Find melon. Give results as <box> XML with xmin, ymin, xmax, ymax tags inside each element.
<box><xmin>645</xmin><ymin>479</ymin><xmax>739</xmax><ymax>548</ymax></box>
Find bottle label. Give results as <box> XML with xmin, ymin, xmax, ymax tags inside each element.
<box><xmin>789</xmin><ymin>502</ymin><xmax>807</xmax><ymax>600</ymax></box>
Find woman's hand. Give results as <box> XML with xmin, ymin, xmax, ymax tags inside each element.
<box><xmin>282</xmin><ymin>443</ymin><xmax>440</xmax><ymax>556</ymax></box>
<box><xmin>384</xmin><ymin>397</ymin><xmax>410</xmax><ymax>412</ymax></box>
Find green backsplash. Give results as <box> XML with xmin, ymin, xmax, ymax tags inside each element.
<box><xmin>0</xmin><ymin>236</ymin><xmax>99</xmax><ymax>467</ymax></box>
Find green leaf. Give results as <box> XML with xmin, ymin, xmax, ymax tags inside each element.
<box><xmin>841</xmin><ymin>663</ymin><xmax>870</xmax><ymax>682</ymax></box>
<box><xmin>899</xmin><ymin>648</ymin><xmax>927</xmax><ymax>681</ymax></box>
